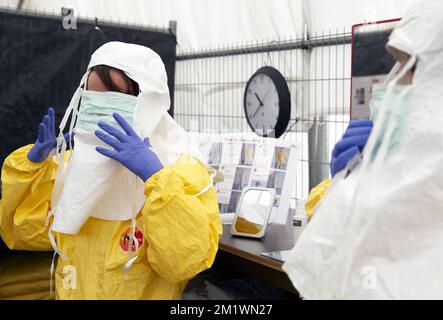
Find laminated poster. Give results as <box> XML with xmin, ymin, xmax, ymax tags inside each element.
<box><xmin>204</xmin><ymin>136</ymin><xmax>300</xmax><ymax>225</ymax></box>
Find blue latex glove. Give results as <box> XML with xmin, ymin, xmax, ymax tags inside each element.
<box><xmin>330</xmin><ymin>119</ymin><xmax>374</xmax><ymax>177</ymax></box>
<box><xmin>95</xmin><ymin>113</ymin><xmax>163</xmax><ymax>182</ymax></box>
<box><xmin>28</xmin><ymin>107</ymin><xmax>73</xmax><ymax>163</ymax></box>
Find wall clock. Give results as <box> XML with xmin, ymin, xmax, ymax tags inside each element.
<box><xmin>244</xmin><ymin>66</ymin><xmax>291</xmax><ymax>138</ymax></box>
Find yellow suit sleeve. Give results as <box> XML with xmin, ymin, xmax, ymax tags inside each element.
<box><xmin>305</xmin><ymin>179</ymin><xmax>332</xmax><ymax>220</ymax></box>
<box><xmin>142</xmin><ymin>154</ymin><xmax>223</xmax><ymax>283</ymax></box>
<box><xmin>0</xmin><ymin>145</ymin><xmax>57</xmax><ymax>251</ymax></box>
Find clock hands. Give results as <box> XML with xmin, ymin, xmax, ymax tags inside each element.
<box><xmin>253</xmin><ymin>89</ymin><xmax>276</xmax><ymax>118</ymax></box>
<box><xmin>251</xmin><ymin>93</ymin><xmax>263</xmax><ymax>119</ymax></box>
<box><xmin>253</xmin><ymin>106</ymin><xmax>261</xmax><ymax>118</ymax></box>
<box><xmin>254</xmin><ymin>92</ymin><xmax>264</xmax><ymax>107</ymax></box>
<box><xmin>252</xmin><ymin>89</ymin><xmax>274</xmax><ymax>119</ymax></box>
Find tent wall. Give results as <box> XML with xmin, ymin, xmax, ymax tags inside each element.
<box><xmin>0</xmin><ymin>0</ymin><xmax>418</xmax><ymax>51</ymax></box>
<box><xmin>0</xmin><ymin>0</ymin><xmax>310</xmax><ymax>52</ymax></box>
<box><xmin>308</xmin><ymin>0</ymin><xmax>416</xmax><ymax>31</ymax></box>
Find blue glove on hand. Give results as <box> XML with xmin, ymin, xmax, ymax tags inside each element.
<box><xmin>330</xmin><ymin>119</ymin><xmax>374</xmax><ymax>177</ymax></box>
<box><xmin>95</xmin><ymin>113</ymin><xmax>164</xmax><ymax>182</ymax></box>
<box><xmin>28</xmin><ymin>107</ymin><xmax>73</xmax><ymax>163</ymax></box>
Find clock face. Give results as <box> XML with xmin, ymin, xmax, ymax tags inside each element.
<box><xmin>245</xmin><ymin>73</ymin><xmax>280</xmax><ymax>136</ymax></box>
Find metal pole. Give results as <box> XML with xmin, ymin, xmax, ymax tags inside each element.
<box><xmin>177</xmin><ymin>34</ymin><xmax>351</xmax><ymax>61</ymax></box>
<box><xmin>169</xmin><ymin>20</ymin><xmax>178</xmax><ymax>118</ymax></box>
<box><xmin>17</xmin><ymin>0</ymin><xmax>25</xmax><ymax>10</ymax></box>
<box><xmin>169</xmin><ymin>20</ymin><xmax>177</xmax><ymax>39</ymax></box>
<box><xmin>308</xmin><ymin>116</ymin><xmax>330</xmax><ymax>190</ymax></box>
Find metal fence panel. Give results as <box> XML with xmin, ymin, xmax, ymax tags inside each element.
<box><xmin>175</xmin><ymin>30</ymin><xmax>352</xmax><ymax>203</ymax></box>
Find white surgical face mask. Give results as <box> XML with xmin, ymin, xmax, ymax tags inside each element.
<box><xmin>369</xmin><ymin>84</ymin><xmax>412</xmax><ymax>158</ymax></box>
<box><xmin>368</xmin><ymin>57</ymin><xmax>415</xmax><ymax>159</ymax></box>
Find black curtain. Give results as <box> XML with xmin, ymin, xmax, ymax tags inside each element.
<box><xmin>352</xmin><ymin>30</ymin><xmax>396</xmax><ymax>77</ymax></box>
<box><xmin>0</xmin><ymin>10</ymin><xmax>177</xmax><ymax>171</ymax></box>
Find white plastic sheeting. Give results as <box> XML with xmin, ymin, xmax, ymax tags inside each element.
<box><xmin>0</xmin><ymin>0</ymin><xmax>309</xmax><ymax>52</ymax></box>
<box><xmin>0</xmin><ymin>0</ymin><xmax>419</xmax><ymax>50</ymax></box>
<box><xmin>309</xmin><ymin>0</ymin><xmax>417</xmax><ymax>32</ymax></box>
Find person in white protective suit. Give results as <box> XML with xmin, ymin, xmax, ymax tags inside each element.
<box><xmin>282</xmin><ymin>0</ymin><xmax>443</xmax><ymax>300</ymax></box>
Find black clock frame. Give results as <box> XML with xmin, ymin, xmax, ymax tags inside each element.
<box><xmin>243</xmin><ymin>66</ymin><xmax>291</xmax><ymax>139</ymax></box>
